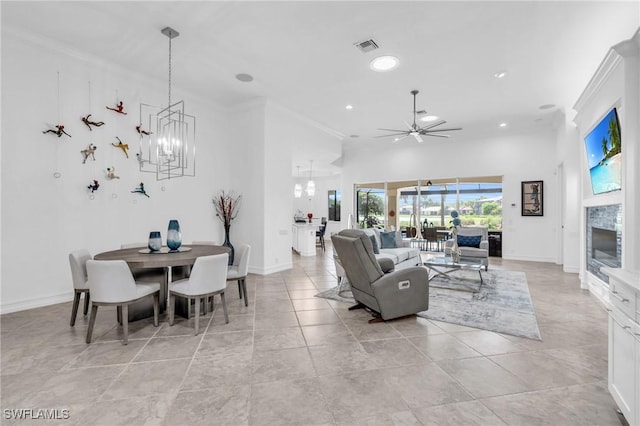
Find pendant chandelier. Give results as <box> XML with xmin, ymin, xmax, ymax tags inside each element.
<box><xmin>305</xmin><ymin>160</ymin><xmax>316</xmax><ymax>197</ymax></box>
<box><xmin>139</xmin><ymin>27</ymin><xmax>196</xmax><ymax>180</ymax></box>
<box><xmin>294</xmin><ymin>166</ymin><xmax>302</xmax><ymax>198</ymax></box>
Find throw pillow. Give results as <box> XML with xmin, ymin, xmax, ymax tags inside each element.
<box><xmin>457</xmin><ymin>235</ymin><xmax>482</xmax><ymax>248</ymax></box>
<box><xmin>380</xmin><ymin>231</ymin><xmax>398</xmax><ymax>249</ymax></box>
<box><xmin>369</xmin><ymin>235</ymin><xmax>380</xmax><ymax>254</ymax></box>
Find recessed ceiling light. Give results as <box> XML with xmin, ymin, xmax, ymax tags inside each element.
<box><xmin>499</xmin><ymin>122</ymin><xmax>508</xmax><ymax>128</ymax></box>
<box><xmin>420</xmin><ymin>115</ymin><xmax>439</xmax><ymax>122</ymax></box>
<box><xmin>370</xmin><ymin>56</ymin><xmax>399</xmax><ymax>72</ymax></box>
<box><xmin>235</xmin><ymin>73</ymin><xmax>253</xmax><ymax>82</ymax></box>
<box><xmin>345</xmin><ymin>105</ymin><xmax>353</xmax><ymax>110</ymax></box>
<box><xmin>493</xmin><ymin>71</ymin><xmax>507</xmax><ymax>79</ymax></box>
<box><xmin>538</xmin><ymin>104</ymin><xmax>556</xmax><ymax>110</ymax></box>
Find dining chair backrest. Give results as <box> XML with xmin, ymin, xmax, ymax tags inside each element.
<box><xmin>86</xmin><ymin>260</ymin><xmax>138</xmax><ymax>303</ymax></box>
<box><xmin>69</xmin><ymin>249</ymin><xmax>92</xmax><ymax>290</ymax></box>
<box><xmin>230</xmin><ymin>244</ymin><xmax>251</xmax><ymax>276</ymax></box>
<box><xmin>121</xmin><ymin>242</ymin><xmax>147</xmax><ymax>249</ymax></box>
<box><xmin>187</xmin><ymin>253</ymin><xmax>229</xmax><ymax>294</ymax></box>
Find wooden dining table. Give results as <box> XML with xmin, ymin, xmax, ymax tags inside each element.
<box><xmin>94</xmin><ymin>244</ymin><xmax>230</xmax><ymax>321</ymax></box>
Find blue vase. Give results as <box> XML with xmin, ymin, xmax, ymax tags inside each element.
<box><xmin>167</xmin><ymin>220</ymin><xmax>182</xmax><ymax>251</ymax></box>
<box><xmin>148</xmin><ymin>231</ymin><xmax>162</xmax><ymax>252</ymax></box>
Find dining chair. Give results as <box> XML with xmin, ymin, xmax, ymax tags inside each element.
<box><xmin>85</xmin><ymin>260</ymin><xmax>160</xmax><ymax>345</ymax></box>
<box><xmin>69</xmin><ymin>249</ymin><xmax>92</xmax><ymax>326</ymax></box>
<box><xmin>120</xmin><ymin>242</ymin><xmax>147</xmax><ymax>249</ymax></box>
<box><xmin>227</xmin><ymin>244</ymin><xmax>251</xmax><ymax>306</ymax></box>
<box><xmin>169</xmin><ymin>253</ymin><xmax>229</xmax><ymax>335</ymax></box>
<box><xmin>316</xmin><ymin>220</ymin><xmax>327</xmax><ymax>252</ymax></box>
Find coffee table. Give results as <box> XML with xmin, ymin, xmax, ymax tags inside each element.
<box><xmin>423</xmin><ymin>255</ymin><xmax>484</xmax><ymax>292</ymax></box>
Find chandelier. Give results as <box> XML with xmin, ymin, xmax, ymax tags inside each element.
<box><xmin>139</xmin><ymin>27</ymin><xmax>196</xmax><ymax>180</ymax></box>
<box><xmin>305</xmin><ymin>160</ymin><xmax>316</xmax><ymax>197</ymax></box>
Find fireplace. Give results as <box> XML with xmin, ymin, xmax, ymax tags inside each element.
<box><xmin>586</xmin><ymin>204</ymin><xmax>621</xmax><ymax>283</ymax></box>
<box><xmin>592</xmin><ymin>227</ymin><xmax>618</xmax><ymax>267</ymax></box>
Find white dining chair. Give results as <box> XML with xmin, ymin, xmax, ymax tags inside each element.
<box><xmin>85</xmin><ymin>260</ymin><xmax>160</xmax><ymax>345</ymax></box>
<box><xmin>69</xmin><ymin>249</ymin><xmax>92</xmax><ymax>326</ymax></box>
<box><xmin>227</xmin><ymin>244</ymin><xmax>251</xmax><ymax>306</ymax></box>
<box><xmin>168</xmin><ymin>253</ymin><xmax>229</xmax><ymax>335</ymax></box>
<box><xmin>120</xmin><ymin>242</ymin><xmax>147</xmax><ymax>249</ymax></box>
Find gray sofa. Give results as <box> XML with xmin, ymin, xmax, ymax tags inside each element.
<box><xmin>331</xmin><ymin>229</ymin><xmax>429</xmax><ymax>321</ymax></box>
<box><xmin>361</xmin><ymin>228</ymin><xmax>421</xmax><ymax>270</ymax></box>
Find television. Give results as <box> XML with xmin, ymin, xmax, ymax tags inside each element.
<box><xmin>584</xmin><ymin>108</ymin><xmax>621</xmax><ymax>195</ymax></box>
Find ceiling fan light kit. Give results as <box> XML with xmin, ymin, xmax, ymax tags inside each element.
<box><xmin>376</xmin><ymin>90</ymin><xmax>462</xmax><ymax>142</ymax></box>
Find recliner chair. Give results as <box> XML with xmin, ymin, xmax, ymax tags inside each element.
<box><xmin>331</xmin><ymin>229</ymin><xmax>429</xmax><ymax>321</ymax></box>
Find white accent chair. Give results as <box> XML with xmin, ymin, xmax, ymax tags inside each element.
<box><xmin>444</xmin><ymin>226</ymin><xmax>490</xmax><ymax>271</ymax></box>
<box><xmin>85</xmin><ymin>260</ymin><xmax>160</xmax><ymax>345</ymax></box>
<box><xmin>69</xmin><ymin>249</ymin><xmax>92</xmax><ymax>326</ymax></box>
<box><xmin>227</xmin><ymin>244</ymin><xmax>251</xmax><ymax>306</ymax></box>
<box><xmin>169</xmin><ymin>253</ymin><xmax>229</xmax><ymax>335</ymax></box>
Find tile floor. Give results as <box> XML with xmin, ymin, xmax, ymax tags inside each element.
<box><xmin>0</xmin><ymin>245</ymin><xmax>626</xmax><ymax>426</ymax></box>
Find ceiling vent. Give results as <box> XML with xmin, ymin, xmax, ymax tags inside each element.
<box><xmin>354</xmin><ymin>39</ymin><xmax>379</xmax><ymax>53</ymax></box>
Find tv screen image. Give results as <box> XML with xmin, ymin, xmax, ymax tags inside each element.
<box><xmin>584</xmin><ymin>108</ymin><xmax>621</xmax><ymax>195</ymax></box>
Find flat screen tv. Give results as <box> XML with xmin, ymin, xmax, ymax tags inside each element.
<box><xmin>584</xmin><ymin>108</ymin><xmax>621</xmax><ymax>195</ymax></box>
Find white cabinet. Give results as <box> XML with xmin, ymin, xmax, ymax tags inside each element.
<box><xmin>602</xmin><ymin>268</ymin><xmax>640</xmax><ymax>426</ymax></box>
<box><xmin>292</xmin><ymin>224</ymin><xmax>316</xmax><ymax>257</ymax></box>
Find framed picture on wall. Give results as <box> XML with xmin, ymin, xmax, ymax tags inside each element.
<box><xmin>521</xmin><ymin>180</ymin><xmax>543</xmax><ymax>216</ymax></box>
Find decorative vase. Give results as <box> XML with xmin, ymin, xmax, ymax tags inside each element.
<box><xmin>307</xmin><ymin>212</ymin><xmax>313</xmax><ymax>223</ymax></box>
<box><xmin>148</xmin><ymin>231</ymin><xmax>162</xmax><ymax>252</ymax></box>
<box><xmin>223</xmin><ymin>224</ymin><xmax>235</xmax><ymax>265</ymax></box>
<box><xmin>167</xmin><ymin>220</ymin><xmax>182</xmax><ymax>251</ymax></box>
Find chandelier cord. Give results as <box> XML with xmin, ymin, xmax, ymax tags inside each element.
<box><xmin>168</xmin><ymin>34</ymin><xmax>172</xmax><ymax>108</ymax></box>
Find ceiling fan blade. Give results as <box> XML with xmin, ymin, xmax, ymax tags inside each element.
<box><xmin>378</xmin><ymin>128</ymin><xmax>408</xmax><ymax>132</ymax></box>
<box><xmin>419</xmin><ymin>120</ymin><xmax>447</xmax><ymax>131</ymax></box>
<box><xmin>413</xmin><ymin>133</ymin><xmax>424</xmax><ymax>143</ymax></box>
<box><xmin>423</xmin><ymin>133</ymin><xmax>451</xmax><ymax>138</ymax></box>
<box><xmin>403</xmin><ymin>120</ymin><xmax>414</xmax><ymax>130</ymax></box>
<box><xmin>423</xmin><ymin>127</ymin><xmax>463</xmax><ymax>133</ymax></box>
<box><xmin>392</xmin><ymin>135</ymin><xmax>409</xmax><ymax>143</ymax></box>
<box><xmin>374</xmin><ymin>132</ymin><xmax>410</xmax><ymax>138</ymax></box>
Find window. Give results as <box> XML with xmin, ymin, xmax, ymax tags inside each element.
<box><xmin>328</xmin><ymin>190</ymin><xmax>341</xmax><ymax>221</ymax></box>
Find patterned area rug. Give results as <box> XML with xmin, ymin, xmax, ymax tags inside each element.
<box><xmin>315</xmin><ymin>269</ymin><xmax>541</xmax><ymax>340</ymax></box>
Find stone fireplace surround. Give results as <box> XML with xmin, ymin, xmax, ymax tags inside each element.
<box><xmin>586</xmin><ymin>204</ymin><xmax>622</xmax><ymax>284</ymax></box>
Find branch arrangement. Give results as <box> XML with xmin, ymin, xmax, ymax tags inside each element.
<box><xmin>213</xmin><ymin>190</ymin><xmax>242</xmax><ymax>228</ymax></box>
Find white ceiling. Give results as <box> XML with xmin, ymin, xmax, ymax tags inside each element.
<box><xmin>2</xmin><ymin>1</ymin><xmax>639</xmax><ymax>176</ymax></box>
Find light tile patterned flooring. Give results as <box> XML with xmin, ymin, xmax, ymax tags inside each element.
<box><xmin>0</xmin><ymin>245</ymin><xmax>625</xmax><ymax>425</ymax></box>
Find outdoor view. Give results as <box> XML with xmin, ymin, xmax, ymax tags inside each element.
<box><xmin>357</xmin><ymin>179</ymin><xmax>503</xmax><ymax>233</ymax></box>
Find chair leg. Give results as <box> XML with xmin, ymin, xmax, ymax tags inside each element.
<box><xmin>83</xmin><ymin>292</ymin><xmax>90</xmax><ymax>315</ymax></box>
<box><xmin>169</xmin><ymin>294</ymin><xmax>176</xmax><ymax>326</ymax></box>
<box><xmin>70</xmin><ymin>291</ymin><xmax>81</xmax><ymax>326</ymax></box>
<box><xmin>117</xmin><ymin>306</ymin><xmax>122</xmax><ymax>325</ymax></box>
<box><xmin>202</xmin><ymin>296</ymin><xmax>207</xmax><ymax>315</ymax></box>
<box><xmin>238</xmin><ymin>281</ymin><xmax>243</xmax><ymax>299</ymax></box>
<box><xmin>86</xmin><ymin>304</ymin><xmax>98</xmax><ymax>344</ymax></box>
<box><xmin>241</xmin><ymin>279</ymin><xmax>248</xmax><ymax>307</ymax></box>
<box><xmin>122</xmin><ymin>305</ymin><xmax>129</xmax><ymax>345</ymax></box>
<box><xmin>194</xmin><ymin>297</ymin><xmax>201</xmax><ymax>335</ymax></box>
<box><xmin>220</xmin><ymin>292</ymin><xmax>229</xmax><ymax>324</ymax></box>
<box><xmin>153</xmin><ymin>293</ymin><xmax>159</xmax><ymax>327</ymax></box>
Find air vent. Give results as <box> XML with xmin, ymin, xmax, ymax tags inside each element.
<box><xmin>354</xmin><ymin>39</ymin><xmax>379</xmax><ymax>53</ymax></box>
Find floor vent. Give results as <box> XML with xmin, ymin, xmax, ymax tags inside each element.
<box><xmin>354</xmin><ymin>39</ymin><xmax>379</xmax><ymax>53</ymax></box>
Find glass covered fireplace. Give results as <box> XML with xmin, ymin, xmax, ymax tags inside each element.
<box><xmin>586</xmin><ymin>204</ymin><xmax>622</xmax><ymax>283</ymax></box>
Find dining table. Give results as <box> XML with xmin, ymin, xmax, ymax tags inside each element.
<box><xmin>94</xmin><ymin>244</ymin><xmax>231</xmax><ymax>321</ymax></box>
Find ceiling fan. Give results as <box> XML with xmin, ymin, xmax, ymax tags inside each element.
<box><xmin>376</xmin><ymin>90</ymin><xmax>462</xmax><ymax>143</ymax></box>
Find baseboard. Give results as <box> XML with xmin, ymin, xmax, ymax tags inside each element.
<box><xmin>249</xmin><ymin>262</ymin><xmax>293</xmax><ymax>276</ymax></box>
<box><xmin>563</xmin><ymin>265</ymin><xmax>580</xmax><ymax>274</ymax></box>
<box><xmin>1</xmin><ymin>292</ymin><xmax>73</xmax><ymax>315</ymax></box>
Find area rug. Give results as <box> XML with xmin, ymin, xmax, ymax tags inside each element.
<box><xmin>315</xmin><ymin>269</ymin><xmax>541</xmax><ymax>340</ymax></box>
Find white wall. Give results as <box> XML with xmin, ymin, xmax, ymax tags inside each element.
<box><xmin>1</xmin><ymin>29</ymin><xmax>232</xmax><ymax>313</ymax></box>
<box><xmin>340</xmin><ymin>129</ymin><xmax>559</xmax><ymax>263</ymax></box>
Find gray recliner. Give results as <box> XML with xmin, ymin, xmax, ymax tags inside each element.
<box><xmin>331</xmin><ymin>229</ymin><xmax>429</xmax><ymax>321</ymax></box>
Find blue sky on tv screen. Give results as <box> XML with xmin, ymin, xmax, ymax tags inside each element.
<box><xmin>584</xmin><ymin>109</ymin><xmax>618</xmax><ymax>169</ymax></box>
